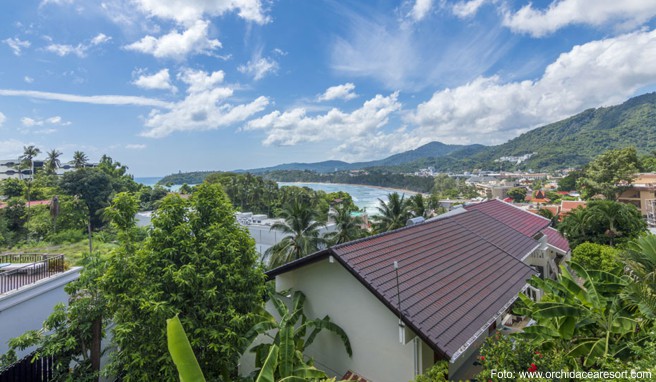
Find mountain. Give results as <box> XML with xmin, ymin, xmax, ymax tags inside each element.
<box><xmin>393</xmin><ymin>92</ymin><xmax>656</xmax><ymax>172</ymax></box>
<box><xmin>241</xmin><ymin>142</ymin><xmax>483</xmax><ymax>173</ymax></box>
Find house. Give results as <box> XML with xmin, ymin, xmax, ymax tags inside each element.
<box><xmin>0</xmin><ymin>254</ymin><xmax>82</xmax><ymax>359</ymax></box>
<box><xmin>246</xmin><ymin>199</ymin><xmax>570</xmax><ymax>381</ymax></box>
<box><xmin>559</xmin><ymin>200</ymin><xmax>587</xmax><ymax>221</ymax></box>
<box><xmin>616</xmin><ymin>173</ymin><xmax>656</xmax><ymax>224</ymax></box>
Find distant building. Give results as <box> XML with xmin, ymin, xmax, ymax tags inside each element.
<box><xmin>617</xmin><ymin>173</ymin><xmax>656</xmax><ymax>225</ymax></box>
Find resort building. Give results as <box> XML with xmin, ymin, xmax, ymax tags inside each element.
<box><xmin>242</xmin><ymin>199</ymin><xmax>570</xmax><ymax>381</ymax></box>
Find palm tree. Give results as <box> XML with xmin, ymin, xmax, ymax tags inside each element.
<box><xmin>557</xmin><ymin>206</ymin><xmax>590</xmax><ymax>247</ymax></box>
<box><xmin>44</xmin><ymin>149</ymin><xmax>62</xmax><ymax>175</ymax></box>
<box><xmin>372</xmin><ymin>192</ymin><xmax>410</xmax><ymax>233</ymax></box>
<box><xmin>623</xmin><ymin>235</ymin><xmax>656</xmax><ymax>319</ymax></box>
<box><xmin>588</xmin><ymin>200</ymin><xmax>645</xmax><ymax>246</ymax></box>
<box><xmin>20</xmin><ymin>145</ymin><xmax>41</xmax><ymax>178</ymax></box>
<box><xmin>266</xmin><ymin>199</ymin><xmax>326</xmax><ymax>268</ymax></box>
<box><xmin>324</xmin><ymin>204</ymin><xmax>366</xmax><ymax>245</ymax></box>
<box><xmin>406</xmin><ymin>193</ymin><xmax>431</xmax><ymax>218</ymax></box>
<box><xmin>72</xmin><ymin>151</ymin><xmax>88</xmax><ymax>169</ymax></box>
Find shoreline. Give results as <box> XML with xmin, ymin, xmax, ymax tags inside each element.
<box><xmin>277</xmin><ymin>181</ymin><xmax>428</xmax><ymax>196</ymax></box>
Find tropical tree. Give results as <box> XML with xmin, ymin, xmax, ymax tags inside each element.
<box><xmin>514</xmin><ymin>262</ymin><xmax>640</xmax><ymax>368</ymax></box>
<box><xmin>44</xmin><ymin>149</ymin><xmax>62</xmax><ymax>175</ymax></box>
<box><xmin>372</xmin><ymin>192</ymin><xmax>410</xmax><ymax>233</ymax></box>
<box><xmin>406</xmin><ymin>193</ymin><xmax>431</xmax><ymax>218</ymax></box>
<box><xmin>72</xmin><ymin>150</ymin><xmax>88</xmax><ymax>169</ymax></box>
<box><xmin>622</xmin><ymin>235</ymin><xmax>656</xmax><ymax>319</ymax></box>
<box><xmin>266</xmin><ymin>199</ymin><xmax>326</xmax><ymax>268</ymax></box>
<box><xmin>102</xmin><ymin>183</ymin><xmax>265</xmax><ymax>381</ymax></box>
<box><xmin>507</xmin><ymin>187</ymin><xmax>527</xmax><ymax>203</ymax></box>
<box><xmin>20</xmin><ymin>145</ymin><xmax>40</xmax><ymax>177</ymax></box>
<box><xmin>558</xmin><ymin>201</ymin><xmax>645</xmax><ymax>248</ymax></box>
<box><xmin>244</xmin><ymin>290</ymin><xmax>352</xmax><ymax>380</ymax></box>
<box><xmin>324</xmin><ymin>204</ymin><xmax>366</xmax><ymax>245</ymax></box>
<box><xmin>578</xmin><ymin>147</ymin><xmax>640</xmax><ymax>200</ymax></box>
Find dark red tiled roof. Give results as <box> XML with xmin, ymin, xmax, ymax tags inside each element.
<box><xmin>542</xmin><ymin>227</ymin><xmax>570</xmax><ymax>253</ymax></box>
<box><xmin>465</xmin><ymin>199</ymin><xmax>551</xmax><ymax>237</ymax></box>
<box><xmin>329</xmin><ymin>214</ymin><xmax>535</xmax><ymax>360</ymax></box>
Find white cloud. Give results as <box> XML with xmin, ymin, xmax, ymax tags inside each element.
<box><xmin>46</xmin><ymin>43</ymin><xmax>87</xmax><ymax>57</ymax></box>
<box><xmin>238</xmin><ymin>56</ymin><xmax>278</xmax><ymax>81</ymax></box>
<box><xmin>40</xmin><ymin>0</ymin><xmax>74</xmax><ymax>6</ymax></box>
<box><xmin>504</xmin><ymin>0</ymin><xmax>656</xmax><ymax>37</ymax></box>
<box><xmin>141</xmin><ymin>69</ymin><xmax>270</xmax><ymax>137</ymax></box>
<box><xmin>0</xmin><ymin>89</ymin><xmax>173</xmax><ymax>108</ymax></box>
<box><xmin>0</xmin><ymin>139</ymin><xmax>28</xmax><ymax>158</ymax></box>
<box><xmin>3</xmin><ymin>37</ymin><xmax>31</xmax><ymax>56</ymax></box>
<box><xmin>453</xmin><ymin>0</ymin><xmax>488</xmax><ymax>18</ymax></box>
<box><xmin>317</xmin><ymin>83</ymin><xmax>358</xmax><ymax>102</ymax></box>
<box><xmin>21</xmin><ymin>115</ymin><xmax>71</xmax><ymax>127</ymax></box>
<box><xmin>406</xmin><ymin>29</ymin><xmax>656</xmax><ymax>146</ymax></box>
<box><xmin>130</xmin><ymin>0</ymin><xmax>270</xmax><ymax>26</ymax></box>
<box><xmin>133</xmin><ymin>69</ymin><xmax>177</xmax><ymax>92</ymax></box>
<box><xmin>125</xmin><ymin>20</ymin><xmax>221</xmax><ymax>60</ymax></box>
<box><xmin>45</xmin><ymin>33</ymin><xmax>112</xmax><ymax>57</ymax></box>
<box><xmin>24</xmin><ymin>76</ymin><xmax>34</xmax><ymax>83</ymax></box>
<box><xmin>91</xmin><ymin>33</ymin><xmax>111</xmax><ymax>45</ymax></box>
<box><xmin>0</xmin><ymin>112</ymin><xmax>5</xmax><ymax>127</ymax></box>
<box><xmin>245</xmin><ymin>92</ymin><xmax>401</xmax><ymax>146</ymax></box>
<box><xmin>125</xmin><ymin>143</ymin><xmax>147</xmax><ymax>150</ymax></box>
<box><xmin>409</xmin><ymin>0</ymin><xmax>434</xmax><ymax>22</ymax></box>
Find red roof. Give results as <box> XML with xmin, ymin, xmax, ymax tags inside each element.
<box><xmin>0</xmin><ymin>199</ymin><xmax>50</xmax><ymax>209</ymax></box>
<box><xmin>560</xmin><ymin>200</ymin><xmax>587</xmax><ymax>213</ymax></box>
<box><xmin>542</xmin><ymin>227</ymin><xmax>570</xmax><ymax>253</ymax></box>
<box><xmin>465</xmin><ymin>199</ymin><xmax>551</xmax><ymax>238</ymax></box>
<box><xmin>342</xmin><ymin>371</ymin><xmax>368</xmax><ymax>382</ymax></box>
<box><xmin>268</xmin><ymin>207</ymin><xmax>537</xmax><ymax>361</ymax></box>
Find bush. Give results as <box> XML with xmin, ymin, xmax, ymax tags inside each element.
<box><xmin>47</xmin><ymin>229</ymin><xmax>86</xmax><ymax>244</ymax></box>
<box><xmin>571</xmin><ymin>242</ymin><xmax>622</xmax><ymax>272</ymax></box>
<box><xmin>411</xmin><ymin>361</ymin><xmax>448</xmax><ymax>382</ymax></box>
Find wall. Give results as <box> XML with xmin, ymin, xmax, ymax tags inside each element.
<box><xmin>0</xmin><ymin>268</ymin><xmax>82</xmax><ymax>359</ymax></box>
<box><xmin>246</xmin><ymin>258</ymin><xmax>433</xmax><ymax>382</ymax></box>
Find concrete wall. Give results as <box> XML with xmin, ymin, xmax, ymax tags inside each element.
<box><xmin>241</xmin><ymin>258</ymin><xmax>434</xmax><ymax>382</ymax></box>
<box><xmin>0</xmin><ymin>268</ymin><xmax>82</xmax><ymax>359</ymax></box>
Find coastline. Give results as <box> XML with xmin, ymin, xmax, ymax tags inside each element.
<box><xmin>277</xmin><ymin>181</ymin><xmax>427</xmax><ymax>196</ymax></box>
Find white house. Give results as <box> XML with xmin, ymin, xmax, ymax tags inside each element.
<box><xmin>242</xmin><ymin>199</ymin><xmax>571</xmax><ymax>381</ymax></box>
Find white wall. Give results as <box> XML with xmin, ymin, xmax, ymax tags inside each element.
<box><xmin>243</xmin><ymin>258</ymin><xmax>434</xmax><ymax>382</ymax></box>
<box><xmin>0</xmin><ymin>268</ymin><xmax>82</xmax><ymax>359</ymax></box>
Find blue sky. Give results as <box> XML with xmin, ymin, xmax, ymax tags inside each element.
<box><xmin>1</xmin><ymin>0</ymin><xmax>656</xmax><ymax>176</ymax></box>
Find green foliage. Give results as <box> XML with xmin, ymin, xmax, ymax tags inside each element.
<box><xmin>558</xmin><ymin>200</ymin><xmax>646</xmax><ymax>248</ymax></box>
<box><xmin>47</xmin><ymin>228</ymin><xmax>87</xmax><ymax>245</ymax></box>
<box><xmin>477</xmin><ymin>333</ymin><xmax>571</xmax><ymax>381</ymax></box>
<box><xmin>410</xmin><ymin>361</ymin><xmax>449</xmax><ymax>382</ymax></box>
<box><xmin>324</xmin><ymin>204</ymin><xmax>366</xmax><ymax>246</ymax></box>
<box><xmin>513</xmin><ymin>262</ymin><xmax>642</xmax><ymax>368</ymax></box>
<box><xmin>103</xmin><ymin>183</ymin><xmax>266</xmax><ymax>381</ymax></box>
<box><xmin>1</xmin><ymin>252</ymin><xmax>108</xmax><ymax>381</ymax></box>
<box><xmin>245</xmin><ymin>290</ymin><xmax>351</xmax><ymax>381</ymax></box>
<box><xmin>558</xmin><ymin>170</ymin><xmax>583</xmax><ymax>191</ymax></box>
<box><xmin>265</xmin><ymin>198</ymin><xmax>327</xmax><ymax>268</ymax></box>
<box><xmin>577</xmin><ymin>147</ymin><xmax>640</xmax><ymax>200</ymax></box>
<box><xmin>0</xmin><ymin>178</ymin><xmax>26</xmax><ymax>198</ymax></box>
<box><xmin>59</xmin><ymin>168</ymin><xmax>114</xmax><ymax>229</ymax></box>
<box><xmin>622</xmin><ymin>235</ymin><xmax>656</xmax><ymax>319</ymax></box>
<box><xmin>167</xmin><ymin>315</ymin><xmax>207</xmax><ymax>382</ymax></box>
<box><xmin>572</xmin><ymin>242</ymin><xmax>622</xmax><ymax>273</ymax></box>
<box><xmin>372</xmin><ymin>192</ymin><xmax>410</xmax><ymax>233</ymax></box>
<box><xmin>507</xmin><ymin>187</ymin><xmax>527</xmax><ymax>203</ymax></box>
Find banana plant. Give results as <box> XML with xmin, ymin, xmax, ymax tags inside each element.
<box><xmin>167</xmin><ymin>315</ymin><xmax>206</xmax><ymax>382</ymax></box>
<box><xmin>244</xmin><ymin>290</ymin><xmax>352</xmax><ymax>380</ymax></box>
<box><xmin>515</xmin><ymin>262</ymin><xmax>641</xmax><ymax>367</ymax></box>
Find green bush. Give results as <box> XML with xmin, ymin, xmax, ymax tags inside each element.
<box><xmin>47</xmin><ymin>229</ymin><xmax>86</xmax><ymax>244</ymax></box>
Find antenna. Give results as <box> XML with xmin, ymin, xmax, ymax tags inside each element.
<box><xmin>394</xmin><ymin>261</ymin><xmax>405</xmax><ymax>343</ymax></box>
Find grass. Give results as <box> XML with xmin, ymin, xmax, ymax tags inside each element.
<box><xmin>0</xmin><ymin>239</ymin><xmax>119</xmax><ymax>266</ymax></box>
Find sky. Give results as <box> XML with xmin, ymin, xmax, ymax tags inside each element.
<box><xmin>1</xmin><ymin>1</ymin><xmax>656</xmax><ymax>176</ymax></box>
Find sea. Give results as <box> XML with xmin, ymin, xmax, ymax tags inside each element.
<box><xmin>134</xmin><ymin>177</ymin><xmax>416</xmax><ymax>213</ymax></box>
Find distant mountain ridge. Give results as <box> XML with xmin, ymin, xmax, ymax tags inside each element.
<box><xmin>160</xmin><ymin>92</ymin><xmax>656</xmax><ymax>184</ymax></box>
<box><xmin>239</xmin><ymin>142</ymin><xmax>483</xmax><ymax>173</ymax></box>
